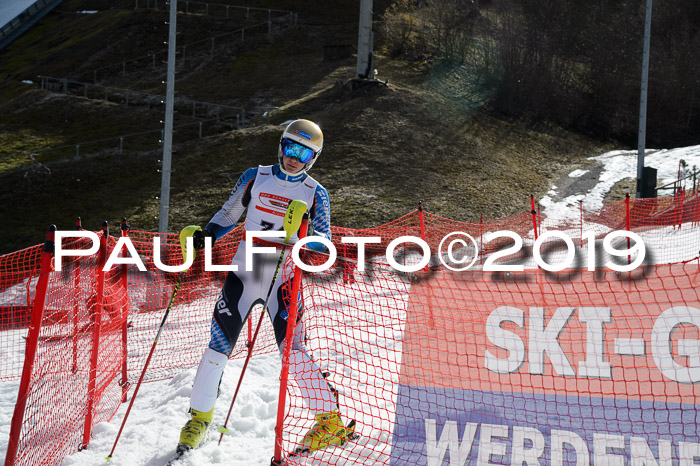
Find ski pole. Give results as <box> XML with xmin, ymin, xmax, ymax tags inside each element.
<box><xmin>106</xmin><ymin>231</ymin><xmax>196</xmax><ymax>462</ymax></box>
<box><xmin>218</xmin><ymin>200</ymin><xmax>307</xmax><ymax>444</ymax></box>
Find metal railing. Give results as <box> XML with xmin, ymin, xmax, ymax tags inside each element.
<box><xmin>66</xmin><ymin>12</ymin><xmax>296</xmax><ymax>83</ymax></box>
<box><xmin>656</xmin><ymin>165</ymin><xmax>699</xmax><ymax>196</ymax></box>
<box><xmin>3</xmin><ymin>2</ymin><xmax>292</xmax><ymax>169</ymax></box>
<box><xmin>135</xmin><ymin>0</ymin><xmax>292</xmax><ymax>20</ymax></box>
<box><xmin>37</xmin><ymin>75</ymin><xmax>245</xmax><ymax>120</ymax></box>
<box><xmin>1</xmin><ymin>115</ymin><xmax>242</xmax><ymax>169</ymax></box>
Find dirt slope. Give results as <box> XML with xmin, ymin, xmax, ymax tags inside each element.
<box><xmin>0</xmin><ymin>0</ymin><xmax>617</xmax><ymax>254</ymax></box>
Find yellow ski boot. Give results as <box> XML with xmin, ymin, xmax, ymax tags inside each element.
<box><xmin>177</xmin><ymin>407</ymin><xmax>214</xmax><ymax>453</ymax></box>
<box><xmin>293</xmin><ymin>410</ymin><xmax>357</xmax><ymax>455</ymax></box>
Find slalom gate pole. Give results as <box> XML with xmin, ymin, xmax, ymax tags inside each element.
<box><xmin>119</xmin><ymin>218</ymin><xmax>130</xmax><ymax>402</ymax></box>
<box><xmin>83</xmin><ymin>222</ymin><xmax>109</xmax><ymax>449</ymax></box>
<box><xmin>218</xmin><ymin>200</ymin><xmax>307</xmax><ymax>445</ymax></box>
<box><xmin>418</xmin><ymin>200</ymin><xmax>426</xmax><ymax>241</ymax></box>
<box><xmin>272</xmin><ymin>213</ymin><xmax>309</xmax><ymax>464</ymax></box>
<box><xmin>106</xmin><ymin>266</ymin><xmax>187</xmax><ymax>461</ymax></box>
<box><xmin>530</xmin><ymin>194</ymin><xmax>538</xmax><ymax>241</ymax></box>
<box><xmin>530</xmin><ymin>195</ymin><xmax>541</xmax><ymax>282</ymax></box>
<box><xmin>5</xmin><ymin>226</ymin><xmax>56</xmax><ymax>466</ymax></box>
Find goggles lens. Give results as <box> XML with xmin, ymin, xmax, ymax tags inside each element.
<box><xmin>281</xmin><ymin>139</ymin><xmax>315</xmax><ymax>163</ymax></box>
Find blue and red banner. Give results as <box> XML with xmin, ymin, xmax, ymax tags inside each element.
<box><xmin>393</xmin><ymin>263</ymin><xmax>700</xmax><ymax>465</ymax></box>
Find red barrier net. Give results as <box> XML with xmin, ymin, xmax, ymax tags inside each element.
<box><xmin>1</xmin><ymin>194</ymin><xmax>699</xmax><ymax>465</ymax></box>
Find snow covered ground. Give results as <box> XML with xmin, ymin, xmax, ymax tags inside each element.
<box><xmin>0</xmin><ymin>276</ymin><xmax>410</xmax><ymax>466</ymax></box>
<box><xmin>1</xmin><ymin>145</ymin><xmax>700</xmax><ymax>465</ymax></box>
<box><xmin>541</xmin><ymin>145</ymin><xmax>700</xmax><ymax>219</ymax></box>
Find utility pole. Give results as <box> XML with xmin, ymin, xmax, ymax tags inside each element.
<box><xmin>356</xmin><ymin>0</ymin><xmax>374</xmax><ymax>79</ymax></box>
<box><xmin>636</xmin><ymin>0</ymin><xmax>652</xmax><ymax>198</ymax></box>
<box><xmin>159</xmin><ymin>0</ymin><xmax>178</xmax><ymax>233</ymax></box>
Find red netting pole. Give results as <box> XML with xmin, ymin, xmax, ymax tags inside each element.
<box><xmin>341</xmin><ymin>238</ymin><xmax>355</xmax><ymax>284</ymax></box>
<box><xmin>272</xmin><ymin>215</ymin><xmax>309</xmax><ymax>464</ymax></box>
<box><xmin>82</xmin><ymin>221</ymin><xmax>109</xmax><ymax>449</ymax></box>
<box><xmin>418</xmin><ymin>201</ymin><xmax>428</xmax><ymax>270</ymax></box>
<box><xmin>4</xmin><ymin>225</ymin><xmax>56</xmax><ymax>466</ymax></box>
<box><xmin>626</xmin><ymin>190</ymin><xmax>631</xmax><ymax>231</ymax></box>
<box><xmin>676</xmin><ymin>161</ymin><xmax>682</xmax><ymax>228</ymax></box>
<box><xmin>479</xmin><ymin>213</ymin><xmax>483</xmax><ymax>264</ymax></box>
<box><xmin>695</xmin><ymin>183</ymin><xmax>700</xmax><ymax>227</ymax></box>
<box><xmin>626</xmin><ymin>191</ymin><xmax>631</xmax><ymax>265</ymax></box>
<box><xmin>672</xmin><ymin>184</ymin><xmax>678</xmax><ymax>228</ymax></box>
<box><xmin>530</xmin><ymin>194</ymin><xmax>538</xmax><ymax>241</ymax></box>
<box><xmin>679</xmin><ymin>187</ymin><xmax>685</xmax><ymax>229</ymax></box>
<box><xmin>247</xmin><ymin>314</ymin><xmax>253</xmax><ymax>349</ymax></box>
<box><xmin>418</xmin><ymin>201</ymin><xmax>426</xmax><ymax>241</ymax></box>
<box><xmin>119</xmin><ymin>218</ymin><xmax>130</xmax><ymax>402</ymax></box>
<box><xmin>72</xmin><ymin>217</ymin><xmax>82</xmax><ymax>374</ymax></box>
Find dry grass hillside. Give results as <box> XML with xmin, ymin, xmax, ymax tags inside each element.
<box><xmin>0</xmin><ymin>0</ymin><xmax>618</xmax><ymax>255</ymax></box>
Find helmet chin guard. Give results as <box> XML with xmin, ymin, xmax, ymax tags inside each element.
<box><xmin>278</xmin><ymin>119</ymin><xmax>323</xmax><ymax>173</ymax></box>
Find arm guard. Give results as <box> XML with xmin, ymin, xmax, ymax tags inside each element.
<box><xmin>208</xmin><ymin>167</ymin><xmax>258</xmax><ymax>240</ymax></box>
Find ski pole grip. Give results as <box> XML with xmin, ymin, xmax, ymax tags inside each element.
<box><xmin>283</xmin><ymin>200</ymin><xmax>307</xmax><ymax>243</ymax></box>
<box><xmin>298</xmin><ymin>213</ymin><xmax>309</xmax><ymax>240</ymax></box>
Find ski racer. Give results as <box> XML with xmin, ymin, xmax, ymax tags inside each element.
<box><xmin>177</xmin><ymin>119</ymin><xmax>351</xmax><ymax>455</ymax></box>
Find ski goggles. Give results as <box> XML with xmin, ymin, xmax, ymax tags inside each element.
<box><xmin>281</xmin><ymin>138</ymin><xmax>315</xmax><ymax>163</ymax></box>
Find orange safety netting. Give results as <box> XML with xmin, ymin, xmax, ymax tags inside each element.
<box><xmin>1</xmin><ymin>194</ymin><xmax>699</xmax><ymax>466</ymax></box>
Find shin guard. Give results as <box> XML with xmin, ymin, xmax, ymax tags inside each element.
<box><xmin>190</xmin><ymin>347</ymin><xmax>228</xmax><ymax>412</ymax></box>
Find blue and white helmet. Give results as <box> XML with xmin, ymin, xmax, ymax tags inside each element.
<box><xmin>278</xmin><ymin>119</ymin><xmax>324</xmax><ymax>172</ymax></box>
